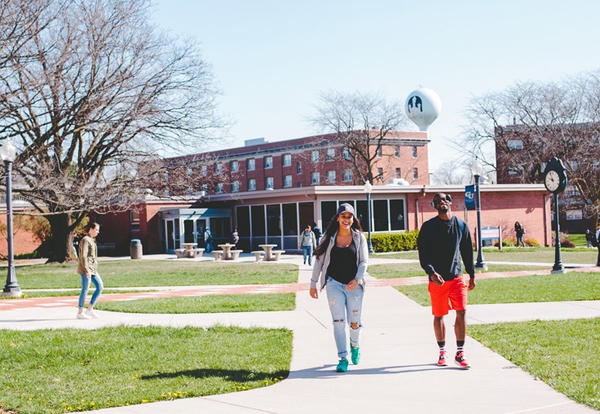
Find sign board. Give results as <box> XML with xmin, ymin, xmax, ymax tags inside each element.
<box><xmin>481</xmin><ymin>226</ymin><xmax>501</xmax><ymax>240</ymax></box>
<box><xmin>465</xmin><ymin>185</ymin><xmax>476</xmax><ymax>210</ymax></box>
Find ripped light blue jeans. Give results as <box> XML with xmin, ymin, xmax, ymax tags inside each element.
<box><xmin>326</xmin><ymin>276</ymin><xmax>364</xmax><ymax>358</ymax></box>
<box><xmin>78</xmin><ymin>274</ymin><xmax>104</xmax><ymax>309</ymax></box>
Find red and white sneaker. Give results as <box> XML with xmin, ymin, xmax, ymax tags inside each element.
<box><xmin>454</xmin><ymin>351</ymin><xmax>470</xmax><ymax>369</ymax></box>
<box><xmin>437</xmin><ymin>351</ymin><xmax>447</xmax><ymax>366</ymax></box>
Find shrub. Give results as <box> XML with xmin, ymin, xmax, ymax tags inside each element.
<box><xmin>524</xmin><ymin>238</ymin><xmax>540</xmax><ymax>247</ymax></box>
<box><xmin>494</xmin><ymin>240</ymin><xmax>514</xmax><ymax>247</ymax></box>
<box><xmin>560</xmin><ymin>239</ymin><xmax>575</xmax><ymax>248</ymax></box>
<box><xmin>370</xmin><ymin>230</ymin><xmax>419</xmax><ymax>252</ymax></box>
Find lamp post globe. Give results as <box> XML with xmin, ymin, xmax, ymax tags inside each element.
<box><xmin>363</xmin><ymin>180</ymin><xmax>374</xmax><ymax>254</ymax></box>
<box><xmin>1</xmin><ymin>139</ymin><xmax>21</xmax><ymax>298</ymax></box>
<box><xmin>471</xmin><ymin>159</ymin><xmax>487</xmax><ymax>271</ymax></box>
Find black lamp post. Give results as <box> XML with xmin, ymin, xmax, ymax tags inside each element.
<box><xmin>472</xmin><ymin>159</ymin><xmax>487</xmax><ymax>271</ymax></box>
<box><xmin>363</xmin><ymin>180</ymin><xmax>374</xmax><ymax>253</ymax></box>
<box><xmin>551</xmin><ymin>192</ymin><xmax>565</xmax><ymax>273</ymax></box>
<box><xmin>1</xmin><ymin>139</ymin><xmax>21</xmax><ymax>298</ymax></box>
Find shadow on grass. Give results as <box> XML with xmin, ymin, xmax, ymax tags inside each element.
<box><xmin>141</xmin><ymin>368</ymin><xmax>289</xmax><ymax>382</ymax></box>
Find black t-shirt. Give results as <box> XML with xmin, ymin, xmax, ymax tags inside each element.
<box><xmin>326</xmin><ymin>240</ymin><xmax>358</xmax><ymax>284</ymax></box>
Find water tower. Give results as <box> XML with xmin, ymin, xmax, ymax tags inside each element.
<box><xmin>405</xmin><ymin>88</ymin><xmax>442</xmax><ymax>131</ymax></box>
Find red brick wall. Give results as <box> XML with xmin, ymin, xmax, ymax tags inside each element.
<box><xmin>407</xmin><ymin>190</ymin><xmax>550</xmax><ymax>246</ymax></box>
<box><xmin>0</xmin><ymin>214</ymin><xmax>41</xmax><ymax>256</ymax></box>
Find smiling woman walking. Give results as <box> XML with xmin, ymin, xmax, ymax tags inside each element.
<box><xmin>76</xmin><ymin>221</ymin><xmax>103</xmax><ymax>320</ymax></box>
<box><xmin>309</xmin><ymin>203</ymin><xmax>369</xmax><ymax>372</ymax></box>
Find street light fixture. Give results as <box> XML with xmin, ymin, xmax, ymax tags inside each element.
<box><xmin>1</xmin><ymin>139</ymin><xmax>21</xmax><ymax>297</ymax></box>
<box><xmin>363</xmin><ymin>180</ymin><xmax>374</xmax><ymax>253</ymax></box>
<box><xmin>471</xmin><ymin>159</ymin><xmax>487</xmax><ymax>271</ymax></box>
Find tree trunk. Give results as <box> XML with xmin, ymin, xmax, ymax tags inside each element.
<box><xmin>46</xmin><ymin>213</ymin><xmax>76</xmax><ymax>263</ymax></box>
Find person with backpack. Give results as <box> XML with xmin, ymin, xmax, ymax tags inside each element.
<box><xmin>514</xmin><ymin>221</ymin><xmax>525</xmax><ymax>247</ymax></box>
<box><xmin>204</xmin><ymin>228</ymin><xmax>214</xmax><ymax>253</ymax></box>
<box><xmin>417</xmin><ymin>193</ymin><xmax>476</xmax><ymax>370</ymax></box>
<box><xmin>298</xmin><ymin>224</ymin><xmax>317</xmax><ymax>265</ymax></box>
<box><xmin>312</xmin><ymin>222</ymin><xmax>322</xmax><ymax>244</ymax></box>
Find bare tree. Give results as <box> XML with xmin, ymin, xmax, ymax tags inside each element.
<box><xmin>456</xmin><ymin>71</ymin><xmax>600</xmax><ymax>224</ymax></box>
<box><xmin>310</xmin><ymin>91</ymin><xmax>408</xmax><ymax>184</ymax></box>
<box><xmin>431</xmin><ymin>161</ymin><xmax>471</xmax><ymax>185</ymax></box>
<box><xmin>0</xmin><ymin>0</ymin><xmax>223</xmax><ymax>262</ymax></box>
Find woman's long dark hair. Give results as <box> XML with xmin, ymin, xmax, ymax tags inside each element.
<box><xmin>314</xmin><ymin>213</ymin><xmax>363</xmax><ymax>257</ymax></box>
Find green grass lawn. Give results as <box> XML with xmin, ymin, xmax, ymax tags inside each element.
<box><xmin>0</xmin><ymin>325</ymin><xmax>292</xmax><ymax>414</ymax></box>
<box><xmin>373</xmin><ymin>247</ymin><xmax>598</xmax><ymax>264</ymax></box>
<box><xmin>95</xmin><ymin>293</ymin><xmax>296</xmax><ymax>313</ymax></box>
<box><xmin>568</xmin><ymin>233</ymin><xmax>586</xmax><ymax>247</ymax></box>
<box><xmin>395</xmin><ymin>272</ymin><xmax>600</xmax><ymax>305</ymax></box>
<box><xmin>469</xmin><ymin>318</ymin><xmax>600</xmax><ymax>411</ymax></box>
<box><xmin>369</xmin><ymin>263</ymin><xmax>548</xmax><ymax>279</ymax></box>
<box><xmin>12</xmin><ymin>261</ymin><xmax>298</xmax><ymax>289</ymax></box>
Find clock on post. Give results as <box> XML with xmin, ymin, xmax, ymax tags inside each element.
<box><xmin>543</xmin><ymin>157</ymin><xmax>567</xmax><ymax>273</ymax></box>
<box><xmin>543</xmin><ymin>157</ymin><xmax>567</xmax><ymax>193</ymax></box>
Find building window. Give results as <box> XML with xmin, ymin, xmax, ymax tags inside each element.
<box><xmin>311</xmin><ymin>150</ymin><xmax>319</xmax><ymax>163</ymax></box>
<box><xmin>326</xmin><ymin>148</ymin><xmax>335</xmax><ymax>161</ymax></box>
<box><xmin>565</xmin><ymin>185</ymin><xmax>579</xmax><ymax>197</ymax></box>
<box><xmin>201</xmin><ymin>166</ymin><xmax>207</xmax><ymax>176</ymax></box>
<box><xmin>284</xmin><ymin>175</ymin><xmax>292</xmax><ymax>187</ymax></box>
<box><xmin>413</xmin><ymin>168</ymin><xmax>418</xmax><ymax>179</ymax></box>
<box><xmin>216</xmin><ymin>183</ymin><xmax>223</xmax><ymax>193</ymax></box>
<box><xmin>265</xmin><ymin>156</ymin><xmax>273</xmax><ymax>169</ymax></box>
<box><xmin>395</xmin><ymin>168</ymin><xmax>401</xmax><ymax>178</ymax></box>
<box><xmin>162</xmin><ymin>172</ymin><xmax>168</xmax><ymax>181</ymax></box>
<box><xmin>566</xmin><ymin>209</ymin><xmax>583</xmax><ymax>221</ymax></box>
<box><xmin>201</xmin><ymin>184</ymin><xmax>208</xmax><ymax>192</ymax></box>
<box><xmin>216</xmin><ymin>163</ymin><xmax>222</xmax><ymax>174</ymax></box>
<box><xmin>377</xmin><ymin>168</ymin><xmax>383</xmax><ymax>180</ymax></box>
<box><xmin>232</xmin><ymin>181</ymin><xmax>239</xmax><ymax>192</ymax></box>
<box><xmin>248</xmin><ymin>178</ymin><xmax>256</xmax><ymax>191</ymax></box>
<box><xmin>311</xmin><ymin>172</ymin><xmax>320</xmax><ymax>184</ymax></box>
<box><xmin>231</xmin><ymin>161</ymin><xmax>239</xmax><ymax>172</ymax></box>
<box><xmin>248</xmin><ymin>159</ymin><xmax>255</xmax><ymax>171</ymax></box>
<box><xmin>343</xmin><ymin>147</ymin><xmax>351</xmax><ymax>160</ymax></box>
<box><xmin>186</xmin><ymin>167</ymin><xmax>193</xmax><ymax>176</ymax></box>
<box><xmin>394</xmin><ymin>146</ymin><xmax>400</xmax><ymax>158</ymax></box>
<box><xmin>412</xmin><ymin>146</ymin><xmax>417</xmax><ymax>158</ymax></box>
<box><xmin>265</xmin><ymin>176</ymin><xmax>274</xmax><ymax>189</ymax></box>
<box><xmin>507</xmin><ymin>139</ymin><xmax>523</xmax><ymax>150</ymax></box>
<box><xmin>376</xmin><ymin>147</ymin><xmax>382</xmax><ymax>158</ymax></box>
<box><xmin>343</xmin><ymin>169</ymin><xmax>353</xmax><ymax>182</ymax></box>
<box><xmin>130</xmin><ymin>210</ymin><xmax>140</xmax><ymax>231</ymax></box>
<box><xmin>508</xmin><ymin>167</ymin><xmax>520</xmax><ymax>175</ymax></box>
<box><xmin>297</xmin><ymin>161</ymin><xmax>302</xmax><ymax>174</ymax></box>
<box><xmin>327</xmin><ymin>170</ymin><xmax>336</xmax><ymax>183</ymax></box>
<box><xmin>283</xmin><ymin>154</ymin><xmax>292</xmax><ymax>167</ymax></box>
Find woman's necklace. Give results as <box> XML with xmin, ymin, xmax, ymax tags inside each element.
<box><xmin>336</xmin><ymin>233</ymin><xmax>352</xmax><ymax>248</ymax></box>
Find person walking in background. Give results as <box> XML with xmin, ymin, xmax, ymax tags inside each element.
<box><xmin>417</xmin><ymin>193</ymin><xmax>475</xmax><ymax>369</ymax></box>
<box><xmin>231</xmin><ymin>227</ymin><xmax>239</xmax><ymax>247</ymax></box>
<box><xmin>514</xmin><ymin>221</ymin><xmax>525</xmax><ymax>247</ymax></box>
<box><xmin>299</xmin><ymin>224</ymin><xmax>317</xmax><ymax>265</ymax></box>
<box><xmin>586</xmin><ymin>229</ymin><xmax>594</xmax><ymax>248</ymax></box>
<box><xmin>310</xmin><ymin>203</ymin><xmax>369</xmax><ymax>373</ymax></box>
<box><xmin>312</xmin><ymin>222</ymin><xmax>322</xmax><ymax>244</ymax></box>
<box><xmin>204</xmin><ymin>228</ymin><xmax>214</xmax><ymax>253</ymax></box>
<box><xmin>76</xmin><ymin>221</ymin><xmax>103</xmax><ymax>320</ymax></box>
<box><xmin>596</xmin><ymin>225</ymin><xmax>600</xmax><ymax>267</ymax></box>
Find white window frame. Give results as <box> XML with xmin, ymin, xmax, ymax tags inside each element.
<box><xmin>394</xmin><ymin>146</ymin><xmax>400</xmax><ymax>158</ymax></box>
<box><xmin>284</xmin><ymin>175</ymin><xmax>292</xmax><ymax>187</ymax></box>
<box><xmin>413</xmin><ymin>167</ymin><xmax>418</xmax><ymax>179</ymax></box>
<box><xmin>231</xmin><ymin>160</ymin><xmax>239</xmax><ymax>172</ymax></box>
<box><xmin>265</xmin><ymin>176</ymin><xmax>274</xmax><ymax>189</ymax></box>
<box><xmin>232</xmin><ymin>181</ymin><xmax>239</xmax><ymax>192</ymax></box>
<box><xmin>412</xmin><ymin>146</ymin><xmax>418</xmax><ymax>158</ymax></box>
<box><xmin>311</xmin><ymin>172</ymin><xmax>320</xmax><ymax>184</ymax></box>
<box><xmin>311</xmin><ymin>150</ymin><xmax>319</xmax><ymax>163</ymax></box>
<box><xmin>326</xmin><ymin>148</ymin><xmax>335</xmax><ymax>161</ymax></box>
<box><xmin>395</xmin><ymin>168</ymin><xmax>401</xmax><ymax>178</ymax></box>
<box><xmin>343</xmin><ymin>169</ymin><xmax>352</xmax><ymax>182</ymax></box>
<box><xmin>327</xmin><ymin>170</ymin><xmax>336</xmax><ymax>183</ymax></box>
<box><xmin>297</xmin><ymin>161</ymin><xmax>302</xmax><ymax>174</ymax></box>
<box><xmin>201</xmin><ymin>165</ymin><xmax>207</xmax><ymax>176</ymax></box>
<box><xmin>376</xmin><ymin>147</ymin><xmax>382</xmax><ymax>158</ymax></box>
<box><xmin>265</xmin><ymin>156</ymin><xmax>273</xmax><ymax>169</ymax></box>
<box><xmin>216</xmin><ymin>163</ymin><xmax>222</xmax><ymax>174</ymax></box>
<box><xmin>343</xmin><ymin>147</ymin><xmax>351</xmax><ymax>160</ymax></box>
<box><xmin>507</xmin><ymin>139</ymin><xmax>524</xmax><ymax>150</ymax></box>
<box><xmin>248</xmin><ymin>178</ymin><xmax>256</xmax><ymax>191</ymax></box>
<box><xmin>248</xmin><ymin>159</ymin><xmax>255</xmax><ymax>171</ymax></box>
<box><xmin>283</xmin><ymin>154</ymin><xmax>292</xmax><ymax>167</ymax></box>
<box><xmin>216</xmin><ymin>182</ymin><xmax>224</xmax><ymax>193</ymax></box>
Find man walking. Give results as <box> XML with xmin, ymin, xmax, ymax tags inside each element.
<box><xmin>417</xmin><ymin>193</ymin><xmax>476</xmax><ymax>369</ymax></box>
<box><xmin>595</xmin><ymin>225</ymin><xmax>600</xmax><ymax>267</ymax></box>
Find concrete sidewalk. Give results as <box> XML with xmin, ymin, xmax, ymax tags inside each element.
<box><xmin>2</xmin><ymin>264</ymin><xmax>597</xmax><ymax>413</ymax></box>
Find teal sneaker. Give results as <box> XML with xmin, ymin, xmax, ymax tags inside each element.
<box><xmin>336</xmin><ymin>358</ymin><xmax>348</xmax><ymax>372</ymax></box>
<box><xmin>350</xmin><ymin>345</ymin><xmax>360</xmax><ymax>365</ymax></box>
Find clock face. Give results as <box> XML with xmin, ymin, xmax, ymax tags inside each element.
<box><xmin>544</xmin><ymin>170</ymin><xmax>561</xmax><ymax>192</ymax></box>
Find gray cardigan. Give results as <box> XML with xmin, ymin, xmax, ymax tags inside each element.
<box><xmin>310</xmin><ymin>229</ymin><xmax>369</xmax><ymax>290</ymax></box>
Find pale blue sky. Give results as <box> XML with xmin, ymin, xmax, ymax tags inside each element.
<box><xmin>150</xmin><ymin>0</ymin><xmax>600</xmax><ymax>165</ymax></box>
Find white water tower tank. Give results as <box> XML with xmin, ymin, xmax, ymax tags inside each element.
<box><xmin>405</xmin><ymin>88</ymin><xmax>442</xmax><ymax>131</ymax></box>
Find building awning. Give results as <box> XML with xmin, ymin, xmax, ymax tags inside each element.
<box><xmin>160</xmin><ymin>207</ymin><xmax>231</xmax><ymax>220</ymax></box>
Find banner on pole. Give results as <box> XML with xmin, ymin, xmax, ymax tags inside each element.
<box><xmin>465</xmin><ymin>185</ymin><xmax>476</xmax><ymax>210</ymax></box>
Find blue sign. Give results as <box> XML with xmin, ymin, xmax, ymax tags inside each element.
<box><xmin>465</xmin><ymin>185</ymin><xmax>476</xmax><ymax>210</ymax></box>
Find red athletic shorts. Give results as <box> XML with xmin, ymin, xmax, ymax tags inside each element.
<box><xmin>428</xmin><ymin>277</ymin><xmax>468</xmax><ymax>317</ymax></box>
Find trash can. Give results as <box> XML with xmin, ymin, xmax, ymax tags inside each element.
<box><xmin>130</xmin><ymin>239</ymin><xmax>143</xmax><ymax>259</ymax></box>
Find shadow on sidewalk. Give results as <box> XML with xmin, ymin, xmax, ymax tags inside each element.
<box><xmin>290</xmin><ymin>363</ymin><xmax>466</xmax><ymax>378</ymax></box>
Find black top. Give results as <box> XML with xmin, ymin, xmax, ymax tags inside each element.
<box><xmin>326</xmin><ymin>240</ymin><xmax>358</xmax><ymax>284</ymax></box>
<box><xmin>417</xmin><ymin>216</ymin><xmax>475</xmax><ymax>281</ymax></box>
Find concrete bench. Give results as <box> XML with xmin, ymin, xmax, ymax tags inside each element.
<box><xmin>251</xmin><ymin>251</ymin><xmax>264</xmax><ymax>262</ymax></box>
<box><xmin>175</xmin><ymin>248</ymin><xmax>186</xmax><ymax>258</ymax></box>
<box><xmin>212</xmin><ymin>250</ymin><xmax>224</xmax><ymax>260</ymax></box>
<box><xmin>230</xmin><ymin>250</ymin><xmax>243</xmax><ymax>260</ymax></box>
<box><xmin>194</xmin><ymin>248</ymin><xmax>205</xmax><ymax>257</ymax></box>
<box><xmin>271</xmin><ymin>250</ymin><xmax>285</xmax><ymax>261</ymax></box>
